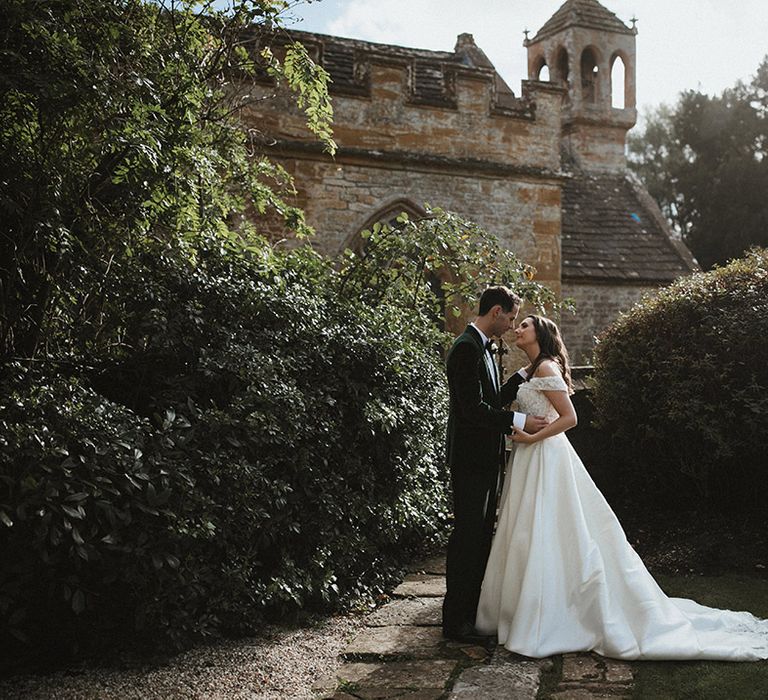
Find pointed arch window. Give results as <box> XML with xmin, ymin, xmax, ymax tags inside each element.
<box><xmin>347</xmin><ymin>199</ymin><xmax>425</xmax><ymax>254</ymax></box>
<box><xmin>611</xmin><ymin>54</ymin><xmax>626</xmax><ymax>109</ymax></box>
<box><xmin>533</xmin><ymin>56</ymin><xmax>550</xmax><ymax>81</ymax></box>
<box><xmin>556</xmin><ymin>47</ymin><xmax>569</xmax><ymax>84</ymax></box>
<box><xmin>347</xmin><ymin>199</ymin><xmax>446</xmax><ymax>329</ymax></box>
<box><xmin>580</xmin><ymin>48</ymin><xmax>599</xmax><ymax>103</ymax></box>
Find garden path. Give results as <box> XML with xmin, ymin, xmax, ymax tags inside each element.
<box><xmin>314</xmin><ymin>554</ymin><xmax>635</xmax><ymax>699</ymax></box>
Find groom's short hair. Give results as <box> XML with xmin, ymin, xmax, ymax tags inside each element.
<box><xmin>478</xmin><ymin>286</ymin><xmax>521</xmax><ymax>315</ymax></box>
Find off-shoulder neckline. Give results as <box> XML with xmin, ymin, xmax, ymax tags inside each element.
<box><xmin>526</xmin><ymin>375</ymin><xmax>567</xmax><ymax>386</ymax></box>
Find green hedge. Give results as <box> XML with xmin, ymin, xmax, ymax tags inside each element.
<box><xmin>591</xmin><ymin>248</ymin><xmax>768</xmax><ymax>518</ymax></box>
<box><xmin>0</xmin><ymin>247</ymin><xmax>449</xmax><ymax>658</ymax></box>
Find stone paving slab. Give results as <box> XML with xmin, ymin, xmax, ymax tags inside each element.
<box><xmin>555</xmin><ymin>652</ymin><xmax>633</xmax><ymax>698</ymax></box>
<box><xmin>407</xmin><ymin>555</ymin><xmax>446</xmax><ymax>576</ymax></box>
<box><xmin>603</xmin><ymin>660</ymin><xmax>633</xmax><ymax>684</ymax></box>
<box><xmin>561</xmin><ymin>654</ymin><xmax>602</xmax><ymax>682</ymax></box>
<box><xmin>366</xmin><ymin>597</ymin><xmax>442</xmax><ymax>627</ymax></box>
<box><xmin>392</xmin><ymin>574</ymin><xmax>446</xmax><ymax>598</ymax></box>
<box><xmin>455</xmin><ymin>644</ymin><xmax>492</xmax><ymax>661</ymax></box>
<box><xmin>312</xmin><ymin>660</ymin><xmax>458</xmax><ymax>696</ymax></box>
<box><xmin>343</xmin><ymin>626</ymin><xmax>446</xmax><ymax>660</ymax></box>
<box><xmin>326</xmin><ymin>689</ymin><xmax>443</xmax><ymax>700</ymax></box>
<box><xmin>551</xmin><ymin>690</ymin><xmax>631</xmax><ymax>699</ymax></box>
<box><xmin>447</xmin><ymin>654</ymin><xmax>541</xmax><ymax>699</ymax></box>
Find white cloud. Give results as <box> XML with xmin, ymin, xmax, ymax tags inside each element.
<box><xmin>327</xmin><ymin>0</ymin><xmax>480</xmax><ymax>49</ymax></box>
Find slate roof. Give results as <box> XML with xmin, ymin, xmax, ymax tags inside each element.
<box><xmin>283</xmin><ymin>30</ymin><xmax>518</xmax><ymax>107</ymax></box>
<box><xmin>531</xmin><ymin>0</ymin><xmax>633</xmax><ymax>42</ymax></box>
<box><xmin>562</xmin><ymin>172</ymin><xmax>698</xmax><ymax>282</ymax></box>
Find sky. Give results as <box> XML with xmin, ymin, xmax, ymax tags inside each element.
<box><xmin>276</xmin><ymin>0</ymin><xmax>768</xmax><ymax>128</ymax></box>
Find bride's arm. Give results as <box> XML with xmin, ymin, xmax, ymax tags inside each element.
<box><xmin>512</xmin><ymin>390</ymin><xmax>576</xmax><ymax>443</ymax></box>
<box><xmin>511</xmin><ymin>362</ymin><xmax>577</xmax><ymax>444</ymax></box>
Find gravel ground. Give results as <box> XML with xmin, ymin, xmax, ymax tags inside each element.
<box><xmin>0</xmin><ymin>614</ymin><xmax>365</xmax><ymax>700</ymax></box>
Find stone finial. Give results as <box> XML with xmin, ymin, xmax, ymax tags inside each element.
<box><xmin>454</xmin><ymin>33</ymin><xmax>476</xmax><ymax>51</ymax></box>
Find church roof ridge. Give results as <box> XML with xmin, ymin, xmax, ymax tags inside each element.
<box><xmin>281</xmin><ymin>28</ymin><xmax>517</xmax><ymax>104</ymax></box>
<box><xmin>531</xmin><ymin>0</ymin><xmax>633</xmax><ymax>43</ymax></box>
<box><xmin>284</xmin><ymin>28</ymin><xmax>473</xmax><ymax>66</ymax></box>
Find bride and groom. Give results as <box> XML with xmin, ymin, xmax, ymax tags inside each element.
<box><xmin>442</xmin><ymin>285</ymin><xmax>768</xmax><ymax>660</ymax></box>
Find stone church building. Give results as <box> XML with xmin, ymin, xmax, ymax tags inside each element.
<box><xmin>248</xmin><ymin>0</ymin><xmax>697</xmax><ymax>364</ymax></box>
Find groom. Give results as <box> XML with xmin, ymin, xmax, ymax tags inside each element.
<box><xmin>442</xmin><ymin>285</ymin><xmax>546</xmax><ymax>642</ymax></box>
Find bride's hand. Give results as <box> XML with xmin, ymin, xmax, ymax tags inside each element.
<box><xmin>511</xmin><ymin>428</ymin><xmax>536</xmax><ymax>444</ymax></box>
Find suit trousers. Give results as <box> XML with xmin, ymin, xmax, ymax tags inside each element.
<box><xmin>442</xmin><ymin>461</ymin><xmax>500</xmax><ymax>633</ymax></box>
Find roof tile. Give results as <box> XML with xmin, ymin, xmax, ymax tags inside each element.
<box><xmin>562</xmin><ymin>172</ymin><xmax>697</xmax><ymax>282</ymax></box>
<box><xmin>532</xmin><ymin>0</ymin><xmax>633</xmax><ymax>43</ymax></box>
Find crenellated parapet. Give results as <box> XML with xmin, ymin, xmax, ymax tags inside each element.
<box><xmin>247</xmin><ymin>30</ymin><xmax>566</xmax><ymax>174</ymax></box>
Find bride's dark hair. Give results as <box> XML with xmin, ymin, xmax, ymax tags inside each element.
<box><xmin>525</xmin><ymin>315</ymin><xmax>573</xmax><ymax>393</ymax></box>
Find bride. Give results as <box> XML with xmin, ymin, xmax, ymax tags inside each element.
<box><xmin>475</xmin><ymin>314</ymin><xmax>768</xmax><ymax>661</ymax></box>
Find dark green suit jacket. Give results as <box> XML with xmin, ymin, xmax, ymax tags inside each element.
<box><xmin>446</xmin><ymin>325</ymin><xmax>524</xmax><ymax>474</ymax></box>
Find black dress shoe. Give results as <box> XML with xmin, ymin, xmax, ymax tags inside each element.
<box><xmin>442</xmin><ymin>622</ymin><xmax>495</xmax><ymax>644</ymax></box>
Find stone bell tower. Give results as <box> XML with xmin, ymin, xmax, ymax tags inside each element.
<box><xmin>525</xmin><ymin>0</ymin><xmax>638</xmax><ymax>172</ymax></box>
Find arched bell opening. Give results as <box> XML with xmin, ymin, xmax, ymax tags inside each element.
<box><xmin>555</xmin><ymin>46</ymin><xmax>570</xmax><ymax>84</ymax></box>
<box><xmin>533</xmin><ymin>54</ymin><xmax>549</xmax><ymax>82</ymax></box>
<box><xmin>580</xmin><ymin>47</ymin><xmax>599</xmax><ymax>104</ymax></box>
<box><xmin>610</xmin><ymin>53</ymin><xmax>627</xmax><ymax>109</ymax></box>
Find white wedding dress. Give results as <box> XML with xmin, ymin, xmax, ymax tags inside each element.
<box><xmin>475</xmin><ymin>374</ymin><xmax>768</xmax><ymax>660</ymax></box>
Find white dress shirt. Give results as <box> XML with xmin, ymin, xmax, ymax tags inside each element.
<box><xmin>470</xmin><ymin>323</ymin><xmax>527</xmax><ymax>431</ymax></box>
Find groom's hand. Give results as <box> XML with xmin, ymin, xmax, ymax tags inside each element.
<box><xmin>524</xmin><ymin>415</ymin><xmax>548</xmax><ymax>433</ymax></box>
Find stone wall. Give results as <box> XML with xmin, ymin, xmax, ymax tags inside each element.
<box><xmin>266</xmin><ymin>154</ymin><xmax>563</xmax><ymax>340</ymax></box>
<box><xmin>274</xmin><ymin>156</ymin><xmax>559</xmax><ymax>272</ymax></box>
<box><xmin>244</xmin><ymin>40</ymin><xmax>569</xmax><ymax>338</ymax></box>
<box><xmin>248</xmin><ymin>63</ymin><xmax>565</xmax><ymax>173</ymax></box>
<box><xmin>242</xmin><ymin>33</ymin><xmax>566</xmax><ymax>262</ymax></box>
<box><xmin>560</xmin><ymin>281</ymin><xmax>657</xmax><ymax>364</ymax></box>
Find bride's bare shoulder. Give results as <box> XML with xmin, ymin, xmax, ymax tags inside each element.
<box><xmin>533</xmin><ymin>360</ymin><xmax>562</xmax><ymax>378</ymax></box>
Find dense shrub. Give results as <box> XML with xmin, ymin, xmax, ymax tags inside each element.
<box><xmin>591</xmin><ymin>248</ymin><xmax>768</xmax><ymax>518</ymax></box>
<box><xmin>0</xmin><ymin>367</ymin><xmax>200</xmax><ymax>654</ymax></box>
<box><xmin>0</xmin><ymin>245</ymin><xmax>450</xmax><ymax>658</ymax></box>
<box><xmin>100</xmin><ymin>244</ymin><xmax>453</xmax><ymax>626</ymax></box>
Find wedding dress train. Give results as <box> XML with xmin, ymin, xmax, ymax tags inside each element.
<box><xmin>475</xmin><ymin>375</ymin><xmax>768</xmax><ymax>660</ymax></box>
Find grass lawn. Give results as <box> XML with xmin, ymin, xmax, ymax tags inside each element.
<box><xmin>630</xmin><ymin>573</ymin><xmax>768</xmax><ymax>699</ymax></box>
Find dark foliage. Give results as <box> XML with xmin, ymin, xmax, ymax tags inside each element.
<box><xmin>0</xmin><ymin>0</ymin><xmax>330</xmax><ymax>361</ymax></box>
<box><xmin>591</xmin><ymin>248</ymin><xmax>768</xmax><ymax>519</ymax></box>
<box><xmin>0</xmin><ymin>245</ymin><xmax>450</xmax><ymax>659</ymax></box>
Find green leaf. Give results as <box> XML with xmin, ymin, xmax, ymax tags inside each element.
<box><xmin>61</xmin><ymin>504</ymin><xmax>84</xmax><ymax>520</ymax></box>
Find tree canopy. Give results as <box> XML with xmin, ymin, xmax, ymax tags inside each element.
<box><xmin>628</xmin><ymin>56</ymin><xmax>768</xmax><ymax>270</ymax></box>
<box><xmin>0</xmin><ymin>0</ymin><xmax>333</xmax><ymax>361</ymax></box>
